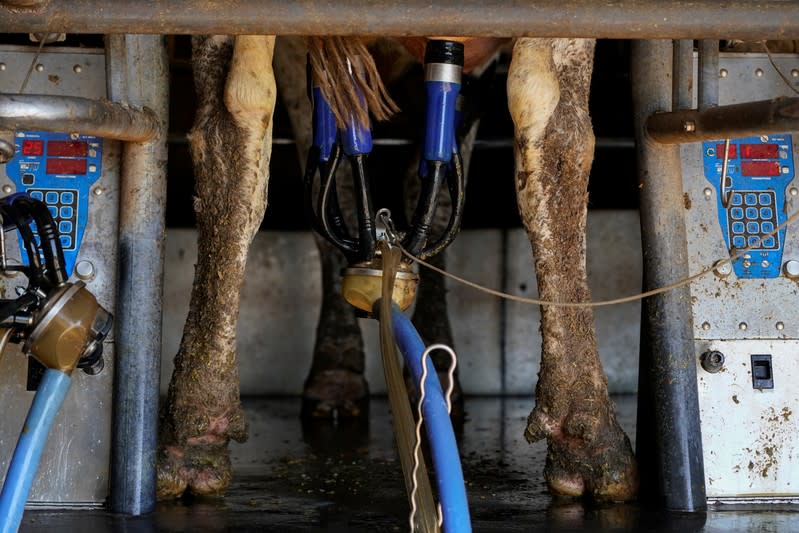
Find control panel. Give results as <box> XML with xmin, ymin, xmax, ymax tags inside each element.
<box><xmin>683</xmin><ymin>52</ymin><xmax>799</xmax><ymax>502</ymax></box>
<box><xmin>702</xmin><ymin>134</ymin><xmax>795</xmax><ymax>278</ymax></box>
<box><xmin>4</xmin><ymin>131</ymin><xmax>103</xmax><ymax>276</ymax></box>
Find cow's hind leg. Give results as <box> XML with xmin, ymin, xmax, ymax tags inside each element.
<box><xmin>158</xmin><ymin>35</ymin><xmax>277</xmax><ymax>499</ymax></box>
<box><xmin>508</xmin><ymin>38</ymin><xmax>637</xmax><ymax>501</ymax></box>
<box><xmin>273</xmin><ymin>36</ymin><xmax>369</xmax><ymax>419</ymax></box>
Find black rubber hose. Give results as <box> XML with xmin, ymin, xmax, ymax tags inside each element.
<box><xmin>14</xmin><ymin>197</ymin><xmax>68</xmax><ymax>286</ymax></box>
<box><xmin>420</xmin><ymin>149</ymin><xmax>466</xmax><ymax>259</ymax></box>
<box><xmin>404</xmin><ymin>160</ymin><xmax>446</xmax><ymax>257</ymax></box>
<box><xmin>0</xmin><ymin>293</ymin><xmax>37</xmax><ymax>323</ymax></box>
<box><xmin>319</xmin><ymin>146</ymin><xmax>358</xmax><ymax>255</ymax></box>
<box><xmin>0</xmin><ymin>203</ymin><xmax>45</xmax><ymax>288</ymax></box>
<box><xmin>349</xmin><ymin>155</ymin><xmax>377</xmax><ymax>262</ymax></box>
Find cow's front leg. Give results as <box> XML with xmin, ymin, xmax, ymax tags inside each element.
<box><xmin>158</xmin><ymin>35</ymin><xmax>277</xmax><ymax>499</ymax></box>
<box><xmin>508</xmin><ymin>38</ymin><xmax>637</xmax><ymax>501</ymax></box>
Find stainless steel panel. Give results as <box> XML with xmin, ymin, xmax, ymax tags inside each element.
<box><xmin>696</xmin><ymin>340</ymin><xmax>799</xmax><ymax>500</ymax></box>
<box><xmin>0</xmin><ymin>45</ymin><xmax>117</xmax><ymax>507</ymax></box>
<box><xmin>684</xmin><ymin>52</ymin><xmax>799</xmax><ymax>500</ymax></box>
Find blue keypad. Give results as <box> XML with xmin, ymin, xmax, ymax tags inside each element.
<box><xmin>27</xmin><ymin>187</ymin><xmax>79</xmax><ymax>251</ymax></box>
<box><xmin>726</xmin><ymin>189</ymin><xmax>780</xmax><ymax>252</ymax></box>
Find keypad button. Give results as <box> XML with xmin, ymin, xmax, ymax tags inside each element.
<box><xmin>58</xmin><ymin>221</ymin><xmax>72</xmax><ymax>234</ymax></box>
<box><xmin>748</xmin><ymin>236</ymin><xmax>761</xmax><ymax>248</ymax></box>
<box><xmin>47</xmin><ymin>206</ymin><xmax>57</xmax><ymax>218</ymax></box>
<box><xmin>761</xmin><ymin>221</ymin><xmax>774</xmax><ymax>234</ymax></box>
<box><xmin>759</xmin><ymin>193</ymin><xmax>772</xmax><ymax>205</ymax></box>
<box><xmin>732</xmin><ymin>236</ymin><xmax>746</xmax><ymax>248</ymax></box>
<box><xmin>760</xmin><ymin>207</ymin><xmax>773</xmax><ymax>219</ymax></box>
<box><xmin>60</xmin><ymin>206</ymin><xmax>73</xmax><ymax>218</ymax></box>
<box><xmin>731</xmin><ymin>221</ymin><xmax>745</xmax><ymax>234</ymax></box>
<box><xmin>745</xmin><ymin>193</ymin><xmax>758</xmax><ymax>206</ymax></box>
<box><xmin>60</xmin><ymin>191</ymin><xmax>74</xmax><ymax>204</ymax></box>
<box><xmin>747</xmin><ymin>222</ymin><xmax>760</xmax><ymax>234</ymax></box>
<box><xmin>731</xmin><ymin>193</ymin><xmax>743</xmax><ymax>206</ymax></box>
<box><xmin>59</xmin><ymin>235</ymin><xmax>72</xmax><ymax>248</ymax></box>
<box><xmin>30</xmin><ymin>191</ymin><xmax>43</xmax><ymax>201</ymax></box>
<box><xmin>45</xmin><ymin>191</ymin><xmax>58</xmax><ymax>204</ymax></box>
<box><xmin>731</xmin><ymin>207</ymin><xmax>744</xmax><ymax>220</ymax></box>
<box><xmin>745</xmin><ymin>207</ymin><xmax>759</xmax><ymax>219</ymax></box>
<box><xmin>763</xmin><ymin>237</ymin><xmax>776</xmax><ymax>248</ymax></box>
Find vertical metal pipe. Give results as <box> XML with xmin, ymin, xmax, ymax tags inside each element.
<box><xmin>673</xmin><ymin>39</ymin><xmax>694</xmax><ymax>110</ymax></box>
<box><xmin>698</xmin><ymin>40</ymin><xmax>719</xmax><ymax>109</ymax></box>
<box><xmin>632</xmin><ymin>40</ymin><xmax>707</xmax><ymax>512</ymax></box>
<box><xmin>106</xmin><ymin>35</ymin><xmax>169</xmax><ymax>516</ymax></box>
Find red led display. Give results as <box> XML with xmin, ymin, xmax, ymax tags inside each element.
<box><xmin>741</xmin><ymin>144</ymin><xmax>779</xmax><ymax>159</ymax></box>
<box><xmin>715</xmin><ymin>143</ymin><xmax>737</xmax><ymax>159</ymax></box>
<box><xmin>47</xmin><ymin>140</ymin><xmax>88</xmax><ymax>157</ymax></box>
<box><xmin>21</xmin><ymin>140</ymin><xmax>44</xmax><ymax>156</ymax></box>
<box><xmin>741</xmin><ymin>161</ymin><xmax>781</xmax><ymax>177</ymax></box>
<box><xmin>46</xmin><ymin>158</ymin><xmax>87</xmax><ymax>175</ymax></box>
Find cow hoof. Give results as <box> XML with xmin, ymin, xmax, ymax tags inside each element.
<box><xmin>157</xmin><ymin>443</ymin><xmax>233</xmax><ymax>500</ymax></box>
<box><xmin>542</xmin><ymin>427</ymin><xmax>638</xmax><ymax>503</ymax></box>
<box><xmin>301</xmin><ymin>369</ymin><xmax>369</xmax><ymax>419</ymax></box>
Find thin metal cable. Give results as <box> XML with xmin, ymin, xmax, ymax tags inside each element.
<box><xmin>399</xmin><ymin>208</ymin><xmax>799</xmax><ymax>308</ymax></box>
<box><xmin>762</xmin><ymin>41</ymin><xmax>799</xmax><ymax>97</ymax></box>
<box><xmin>410</xmin><ymin>343</ymin><xmax>457</xmax><ymax>533</ymax></box>
<box><xmin>19</xmin><ymin>37</ymin><xmax>48</xmax><ymax>95</ymax></box>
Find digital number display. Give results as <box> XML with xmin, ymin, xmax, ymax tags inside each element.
<box><xmin>47</xmin><ymin>141</ymin><xmax>88</xmax><ymax>157</ymax></box>
<box><xmin>46</xmin><ymin>158</ymin><xmax>87</xmax><ymax>175</ymax></box>
<box><xmin>741</xmin><ymin>144</ymin><xmax>779</xmax><ymax>159</ymax></box>
<box><xmin>741</xmin><ymin>161</ymin><xmax>781</xmax><ymax>177</ymax></box>
<box><xmin>715</xmin><ymin>144</ymin><xmax>737</xmax><ymax>159</ymax></box>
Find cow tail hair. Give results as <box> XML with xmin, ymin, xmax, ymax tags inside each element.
<box><xmin>305</xmin><ymin>36</ymin><xmax>400</xmax><ymax>129</ymax></box>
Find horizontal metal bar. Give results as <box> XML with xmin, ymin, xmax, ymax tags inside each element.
<box><xmin>168</xmin><ymin>134</ymin><xmax>635</xmax><ymax>150</ymax></box>
<box><xmin>0</xmin><ymin>0</ymin><xmax>797</xmax><ymax>39</ymax></box>
<box><xmin>0</xmin><ymin>94</ymin><xmax>160</xmax><ymax>142</ymax></box>
<box><xmin>646</xmin><ymin>97</ymin><xmax>799</xmax><ymax>144</ymax></box>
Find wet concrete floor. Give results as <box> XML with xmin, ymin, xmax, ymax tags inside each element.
<box><xmin>19</xmin><ymin>396</ymin><xmax>799</xmax><ymax>531</ymax></box>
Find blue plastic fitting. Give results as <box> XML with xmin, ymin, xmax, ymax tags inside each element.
<box><xmin>312</xmin><ymin>87</ymin><xmax>338</xmax><ymax>163</ymax></box>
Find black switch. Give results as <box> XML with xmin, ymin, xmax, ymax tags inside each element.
<box><xmin>751</xmin><ymin>354</ymin><xmax>774</xmax><ymax>389</ymax></box>
<box><xmin>22</xmin><ymin>173</ymin><xmax>34</xmax><ymax>185</ymax></box>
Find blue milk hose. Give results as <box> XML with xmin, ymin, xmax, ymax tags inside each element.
<box><xmin>0</xmin><ymin>369</ymin><xmax>72</xmax><ymax>533</ymax></box>
<box><xmin>390</xmin><ymin>306</ymin><xmax>471</xmax><ymax>533</ymax></box>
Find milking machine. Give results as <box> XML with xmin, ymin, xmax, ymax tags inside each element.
<box><xmin>0</xmin><ymin>36</ymin><xmax>166</xmax><ymax>521</ymax></box>
<box><xmin>305</xmin><ymin>40</ymin><xmax>471</xmax><ymax>532</ymax></box>
<box><xmin>635</xmin><ymin>42</ymin><xmax>799</xmax><ymax>509</ymax></box>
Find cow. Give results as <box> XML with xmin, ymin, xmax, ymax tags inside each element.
<box><xmin>156</xmin><ymin>34</ymin><xmax>637</xmax><ymax>504</ymax></box>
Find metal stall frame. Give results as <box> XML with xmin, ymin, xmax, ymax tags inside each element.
<box><xmin>1</xmin><ymin>0</ymin><xmax>798</xmax><ymax>517</ymax></box>
<box><xmin>0</xmin><ymin>0</ymin><xmax>797</xmax><ymax>39</ymax></box>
